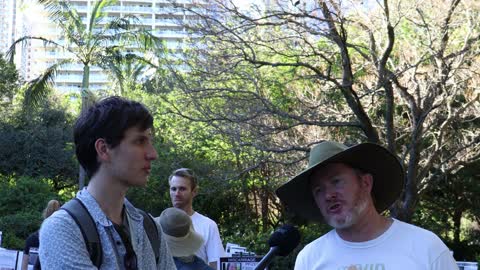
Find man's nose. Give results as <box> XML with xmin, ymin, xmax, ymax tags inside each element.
<box><xmin>146</xmin><ymin>144</ymin><xmax>158</xmax><ymax>160</ymax></box>
<box><xmin>324</xmin><ymin>187</ymin><xmax>337</xmax><ymax>201</ymax></box>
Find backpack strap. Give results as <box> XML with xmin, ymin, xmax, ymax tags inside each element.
<box><xmin>62</xmin><ymin>198</ymin><xmax>103</xmax><ymax>268</ymax></box>
<box><xmin>62</xmin><ymin>198</ymin><xmax>159</xmax><ymax>266</ymax></box>
<box><xmin>138</xmin><ymin>209</ymin><xmax>160</xmax><ymax>264</ymax></box>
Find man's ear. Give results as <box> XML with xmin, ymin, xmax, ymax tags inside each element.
<box><xmin>94</xmin><ymin>138</ymin><xmax>110</xmax><ymax>162</ymax></box>
<box><xmin>192</xmin><ymin>186</ymin><xmax>198</xmax><ymax>198</ymax></box>
<box><xmin>360</xmin><ymin>173</ymin><xmax>374</xmax><ymax>193</ymax></box>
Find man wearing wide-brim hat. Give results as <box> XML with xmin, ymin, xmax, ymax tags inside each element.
<box><xmin>276</xmin><ymin>141</ymin><xmax>458</xmax><ymax>270</ymax></box>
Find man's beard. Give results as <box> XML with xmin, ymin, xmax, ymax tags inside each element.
<box><xmin>325</xmin><ymin>191</ymin><xmax>369</xmax><ymax>229</ymax></box>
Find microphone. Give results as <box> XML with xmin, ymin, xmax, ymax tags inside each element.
<box><xmin>254</xmin><ymin>224</ymin><xmax>301</xmax><ymax>270</ymax></box>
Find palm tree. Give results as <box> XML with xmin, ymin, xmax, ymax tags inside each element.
<box><xmin>8</xmin><ymin>0</ymin><xmax>152</xmax><ymax>189</ymax></box>
<box><xmin>104</xmin><ymin>52</ymin><xmax>148</xmax><ymax>95</ymax></box>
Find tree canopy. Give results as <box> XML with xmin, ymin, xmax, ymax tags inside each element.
<box><xmin>157</xmin><ymin>0</ymin><xmax>480</xmax><ymax>223</ymax></box>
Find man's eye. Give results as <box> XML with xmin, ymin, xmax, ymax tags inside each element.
<box><xmin>313</xmin><ymin>187</ymin><xmax>323</xmax><ymax>195</ymax></box>
<box><xmin>333</xmin><ymin>178</ymin><xmax>344</xmax><ymax>187</ymax></box>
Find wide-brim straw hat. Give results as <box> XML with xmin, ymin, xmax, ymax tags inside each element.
<box><xmin>276</xmin><ymin>141</ymin><xmax>405</xmax><ymax>222</ymax></box>
<box><xmin>155</xmin><ymin>207</ymin><xmax>204</xmax><ymax>257</ymax></box>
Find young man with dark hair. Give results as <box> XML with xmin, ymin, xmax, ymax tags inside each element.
<box><xmin>276</xmin><ymin>141</ymin><xmax>458</xmax><ymax>270</ymax></box>
<box><xmin>167</xmin><ymin>168</ymin><xmax>225</xmax><ymax>269</ymax></box>
<box><xmin>39</xmin><ymin>96</ymin><xmax>175</xmax><ymax>270</ymax></box>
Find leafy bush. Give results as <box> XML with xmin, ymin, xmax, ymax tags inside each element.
<box><xmin>0</xmin><ymin>175</ymin><xmax>59</xmax><ymax>249</ymax></box>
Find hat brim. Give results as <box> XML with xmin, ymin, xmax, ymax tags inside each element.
<box><xmin>276</xmin><ymin>143</ymin><xmax>404</xmax><ymax>223</ymax></box>
<box><xmin>163</xmin><ymin>229</ymin><xmax>204</xmax><ymax>257</ymax></box>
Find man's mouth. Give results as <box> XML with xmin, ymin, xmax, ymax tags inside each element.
<box><xmin>173</xmin><ymin>200</ymin><xmax>183</xmax><ymax>206</ymax></box>
<box><xmin>328</xmin><ymin>203</ymin><xmax>342</xmax><ymax>214</ymax></box>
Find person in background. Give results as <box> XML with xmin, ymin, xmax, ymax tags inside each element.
<box><xmin>22</xmin><ymin>199</ymin><xmax>61</xmax><ymax>270</ymax></box>
<box><xmin>156</xmin><ymin>207</ymin><xmax>214</xmax><ymax>270</ymax></box>
<box><xmin>167</xmin><ymin>168</ymin><xmax>225</xmax><ymax>269</ymax></box>
<box><xmin>276</xmin><ymin>141</ymin><xmax>459</xmax><ymax>270</ymax></box>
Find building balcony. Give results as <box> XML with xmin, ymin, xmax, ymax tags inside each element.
<box><xmin>153</xmin><ymin>30</ymin><xmax>187</xmax><ymax>39</ymax></box>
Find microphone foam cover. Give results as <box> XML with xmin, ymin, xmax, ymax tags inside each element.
<box><xmin>267</xmin><ymin>224</ymin><xmax>301</xmax><ymax>256</ymax></box>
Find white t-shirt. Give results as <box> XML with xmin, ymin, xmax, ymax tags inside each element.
<box><xmin>295</xmin><ymin>219</ymin><xmax>459</xmax><ymax>270</ymax></box>
<box><xmin>191</xmin><ymin>211</ymin><xmax>226</xmax><ymax>264</ymax></box>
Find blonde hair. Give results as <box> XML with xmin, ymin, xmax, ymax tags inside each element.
<box><xmin>42</xmin><ymin>199</ymin><xmax>61</xmax><ymax>219</ymax></box>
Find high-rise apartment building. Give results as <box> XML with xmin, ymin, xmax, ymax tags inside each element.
<box><xmin>4</xmin><ymin>0</ymin><xmax>205</xmax><ymax>92</ymax></box>
<box><xmin>0</xmin><ymin>0</ymin><xmax>17</xmax><ymax>54</ymax></box>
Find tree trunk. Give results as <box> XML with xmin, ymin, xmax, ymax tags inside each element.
<box><xmin>261</xmin><ymin>185</ymin><xmax>269</xmax><ymax>232</ymax></box>
<box><xmin>390</xmin><ymin>170</ymin><xmax>419</xmax><ymax>223</ymax></box>
<box><xmin>453</xmin><ymin>208</ymin><xmax>463</xmax><ymax>245</ymax></box>
<box><xmin>78</xmin><ymin>64</ymin><xmax>90</xmax><ymax>190</ymax></box>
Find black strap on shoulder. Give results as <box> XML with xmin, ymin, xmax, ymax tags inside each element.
<box><xmin>62</xmin><ymin>198</ymin><xmax>103</xmax><ymax>268</ymax></box>
<box><xmin>138</xmin><ymin>209</ymin><xmax>160</xmax><ymax>264</ymax></box>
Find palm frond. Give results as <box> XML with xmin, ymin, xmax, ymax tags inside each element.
<box><xmin>89</xmin><ymin>0</ymin><xmax>117</xmax><ymax>33</ymax></box>
<box><xmin>37</xmin><ymin>0</ymin><xmax>64</xmax><ymax>22</ymax></box>
<box><xmin>136</xmin><ymin>30</ymin><xmax>161</xmax><ymax>51</ymax></box>
<box><xmin>131</xmin><ymin>61</ymin><xmax>147</xmax><ymax>79</ymax></box>
<box><xmin>6</xmin><ymin>36</ymin><xmax>63</xmax><ymax>63</ymax></box>
<box><xmin>23</xmin><ymin>59</ymin><xmax>72</xmax><ymax>108</ymax></box>
<box><xmin>61</xmin><ymin>5</ymin><xmax>86</xmax><ymax>45</ymax></box>
<box><xmin>102</xmin><ymin>53</ymin><xmax>125</xmax><ymax>82</ymax></box>
<box><xmin>122</xmin><ymin>52</ymin><xmax>158</xmax><ymax>69</ymax></box>
<box><xmin>104</xmin><ymin>16</ymin><xmax>133</xmax><ymax>34</ymax></box>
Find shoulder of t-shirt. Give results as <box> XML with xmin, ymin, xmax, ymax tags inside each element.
<box><xmin>393</xmin><ymin>219</ymin><xmax>440</xmax><ymax>239</ymax></box>
<box><xmin>300</xmin><ymin>229</ymin><xmax>335</xmax><ymax>253</ymax></box>
<box><xmin>393</xmin><ymin>219</ymin><xmax>449</xmax><ymax>250</ymax></box>
<box><xmin>40</xmin><ymin>208</ymin><xmax>80</xmax><ymax>238</ymax></box>
<box><xmin>395</xmin><ymin>219</ymin><xmax>454</xmax><ymax>265</ymax></box>
<box><xmin>192</xmin><ymin>211</ymin><xmax>217</xmax><ymax>224</ymax></box>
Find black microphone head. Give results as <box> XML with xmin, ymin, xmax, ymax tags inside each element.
<box><xmin>267</xmin><ymin>224</ymin><xmax>301</xmax><ymax>256</ymax></box>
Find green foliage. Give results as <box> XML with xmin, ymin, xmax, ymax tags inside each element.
<box><xmin>0</xmin><ymin>175</ymin><xmax>59</xmax><ymax>249</ymax></box>
<box><xmin>0</xmin><ymin>54</ymin><xmax>21</xmax><ymax>122</ymax></box>
<box><xmin>413</xmin><ymin>160</ymin><xmax>480</xmax><ymax>261</ymax></box>
<box><xmin>0</xmin><ymin>97</ymin><xmax>77</xmax><ymax>188</ymax></box>
<box><xmin>0</xmin><ymin>54</ymin><xmax>19</xmax><ymax>96</ymax></box>
<box><xmin>0</xmin><ymin>212</ymin><xmax>41</xmax><ymax>249</ymax></box>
